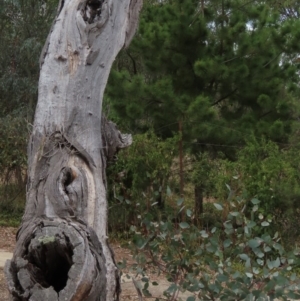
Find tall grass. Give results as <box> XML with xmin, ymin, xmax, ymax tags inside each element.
<box><xmin>0</xmin><ymin>184</ymin><xmax>25</xmax><ymax>227</ymax></box>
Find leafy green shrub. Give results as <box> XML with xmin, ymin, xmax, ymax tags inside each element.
<box><xmin>0</xmin><ymin>112</ymin><xmax>27</xmax><ymax>218</ymax></box>
<box><xmin>201</xmin><ymin>202</ymin><xmax>222</xmax><ymax>229</ymax></box>
<box><xmin>0</xmin><ymin>112</ymin><xmax>28</xmax><ymax>186</ymax></box>
<box><xmin>235</xmin><ymin>137</ymin><xmax>300</xmax><ymax>213</ymax></box>
<box><xmin>0</xmin><ymin>212</ymin><xmax>22</xmax><ymax>227</ymax></box>
<box><xmin>188</xmin><ymin>138</ymin><xmax>300</xmax><ymax>244</ymax></box>
<box><xmin>127</xmin><ymin>194</ymin><xmax>300</xmax><ymax>300</ymax></box>
<box><xmin>0</xmin><ymin>182</ymin><xmax>25</xmax><ymax>226</ymax></box>
<box><xmin>107</xmin><ymin>131</ymin><xmax>178</xmax><ymax>232</ymax></box>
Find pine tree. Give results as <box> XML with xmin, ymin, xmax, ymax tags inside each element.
<box><xmin>106</xmin><ymin>0</ymin><xmax>300</xmax><ymax>219</ymax></box>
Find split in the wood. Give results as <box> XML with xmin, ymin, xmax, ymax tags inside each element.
<box><xmin>58</xmin><ymin>166</ymin><xmax>76</xmax><ymax>199</ymax></box>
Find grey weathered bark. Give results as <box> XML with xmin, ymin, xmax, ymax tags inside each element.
<box><xmin>5</xmin><ymin>0</ymin><xmax>142</xmax><ymax>300</ymax></box>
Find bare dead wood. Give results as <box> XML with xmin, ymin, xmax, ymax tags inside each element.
<box><xmin>5</xmin><ymin>0</ymin><xmax>142</xmax><ymax>300</ymax></box>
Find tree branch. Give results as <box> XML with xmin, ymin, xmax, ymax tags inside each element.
<box><xmin>211</xmin><ymin>88</ymin><xmax>238</xmax><ymax>106</ymax></box>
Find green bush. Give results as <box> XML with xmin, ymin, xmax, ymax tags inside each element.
<box><xmin>107</xmin><ymin>131</ymin><xmax>178</xmax><ymax>232</ymax></box>
<box><xmin>126</xmin><ymin>193</ymin><xmax>300</xmax><ymax>300</ymax></box>
<box><xmin>0</xmin><ymin>183</ymin><xmax>24</xmax><ymax>227</ymax></box>
<box><xmin>0</xmin><ymin>112</ymin><xmax>28</xmax><ymax>185</ymax></box>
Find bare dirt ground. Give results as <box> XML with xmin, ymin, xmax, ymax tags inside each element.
<box><xmin>0</xmin><ymin>226</ymin><xmax>166</xmax><ymax>301</ymax></box>
<box><xmin>0</xmin><ymin>227</ymin><xmax>17</xmax><ymax>301</ymax></box>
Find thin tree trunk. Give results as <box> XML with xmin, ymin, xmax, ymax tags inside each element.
<box><xmin>178</xmin><ymin>120</ymin><xmax>185</xmax><ymax>221</ymax></box>
<box><xmin>178</xmin><ymin>120</ymin><xmax>184</xmax><ymax>198</ymax></box>
<box><xmin>5</xmin><ymin>0</ymin><xmax>142</xmax><ymax>300</ymax></box>
<box><xmin>194</xmin><ymin>185</ymin><xmax>203</xmax><ymax>226</ymax></box>
<box><xmin>155</xmin><ymin>178</ymin><xmax>164</xmax><ymax>209</ymax></box>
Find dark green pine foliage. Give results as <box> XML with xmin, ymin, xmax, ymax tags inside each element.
<box><xmin>106</xmin><ymin>0</ymin><xmax>300</xmax><ymax>156</ymax></box>
<box><xmin>106</xmin><ymin>0</ymin><xmax>300</xmax><ymax>223</ymax></box>
<box><xmin>269</xmin><ymin>0</ymin><xmax>300</xmax><ymax>19</ymax></box>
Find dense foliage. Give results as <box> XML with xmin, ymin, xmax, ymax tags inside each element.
<box><xmin>126</xmin><ymin>195</ymin><xmax>300</xmax><ymax>300</ymax></box>
<box><xmin>105</xmin><ymin>0</ymin><xmax>300</xmax><ymax>232</ymax></box>
<box><xmin>107</xmin><ymin>0</ymin><xmax>300</xmax><ymax>143</ymax></box>
<box><xmin>0</xmin><ymin>0</ymin><xmax>57</xmax><ymax>195</ymax></box>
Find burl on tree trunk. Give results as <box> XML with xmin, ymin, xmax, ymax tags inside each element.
<box><xmin>5</xmin><ymin>0</ymin><xmax>142</xmax><ymax>300</ymax></box>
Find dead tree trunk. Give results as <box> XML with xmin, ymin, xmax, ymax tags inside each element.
<box><xmin>5</xmin><ymin>0</ymin><xmax>142</xmax><ymax>300</ymax></box>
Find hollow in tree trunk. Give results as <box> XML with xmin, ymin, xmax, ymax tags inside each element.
<box><xmin>5</xmin><ymin>0</ymin><xmax>142</xmax><ymax>300</ymax></box>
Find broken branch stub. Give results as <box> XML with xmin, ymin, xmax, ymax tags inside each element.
<box><xmin>5</xmin><ymin>0</ymin><xmax>142</xmax><ymax>300</ymax></box>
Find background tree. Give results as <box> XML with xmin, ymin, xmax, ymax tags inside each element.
<box><xmin>105</xmin><ymin>0</ymin><xmax>300</xmax><ymax>223</ymax></box>
<box><xmin>0</xmin><ymin>0</ymin><xmax>57</xmax><ymax>211</ymax></box>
